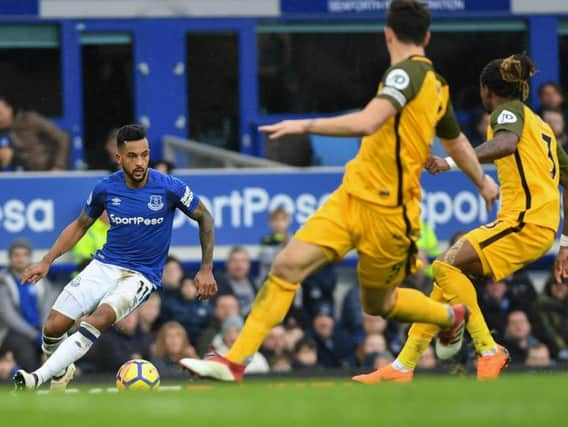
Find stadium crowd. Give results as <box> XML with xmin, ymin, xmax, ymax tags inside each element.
<box><xmin>1</xmin><ymin>81</ymin><xmax>568</xmax><ymax>379</ymax></box>
<box><xmin>1</xmin><ymin>204</ymin><xmax>567</xmax><ymax>381</ymax></box>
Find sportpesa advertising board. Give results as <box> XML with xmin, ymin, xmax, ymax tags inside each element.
<box><xmin>0</xmin><ymin>169</ymin><xmax>498</xmax><ymax>252</ymax></box>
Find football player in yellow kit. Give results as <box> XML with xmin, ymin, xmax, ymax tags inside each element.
<box><xmin>355</xmin><ymin>52</ymin><xmax>568</xmax><ymax>383</ymax></box>
<box><xmin>178</xmin><ymin>0</ymin><xmax>498</xmax><ymax>381</ymax></box>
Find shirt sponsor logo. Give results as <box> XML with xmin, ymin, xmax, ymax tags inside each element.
<box><xmin>110</xmin><ymin>214</ymin><xmax>165</xmax><ymax>226</ymax></box>
<box><xmin>496</xmin><ymin>110</ymin><xmax>517</xmax><ymax>125</ymax></box>
<box><xmin>180</xmin><ymin>186</ymin><xmax>194</xmax><ymax>208</ymax></box>
<box><xmin>147</xmin><ymin>195</ymin><xmax>164</xmax><ymax>211</ymax></box>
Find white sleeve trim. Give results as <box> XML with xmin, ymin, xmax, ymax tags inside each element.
<box><xmin>379</xmin><ymin>86</ymin><xmax>407</xmax><ymax>108</ymax></box>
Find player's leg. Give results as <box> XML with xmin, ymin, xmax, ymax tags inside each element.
<box><xmin>14</xmin><ymin>261</ymin><xmax>116</xmax><ymax>390</ymax></box>
<box><xmin>225</xmin><ymin>239</ymin><xmax>329</xmax><ymax>365</ymax></box>
<box><xmin>179</xmin><ymin>187</ymin><xmax>353</xmax><ymax>380</ymax></box>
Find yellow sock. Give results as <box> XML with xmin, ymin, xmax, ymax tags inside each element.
<box><xmin>226</xmin><ymin>274</ymin><xmax>299</xmax><ymax>364</ymax></box>
<box><xmin>396</xmin><ymin>284</ymin><xmax>444</xmax><ymax>369</ymax></box>
<box><xmin>387</xmin><ymin>287</ymin><xmax>452</xmax><ymax>328</ymax></box>
<box><xmin>432</xmin><ymin>260</ymin><xmax>496</xmax><ymax>353</ymax></box>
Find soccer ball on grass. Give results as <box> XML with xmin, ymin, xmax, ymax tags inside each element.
<box><xmin>116</xmin><ymin>359</ymin><xmax>160</xmax><ymax>391</ymax></box>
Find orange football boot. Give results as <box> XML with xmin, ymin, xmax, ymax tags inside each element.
<box><xmin>352</xmin><ymin>364</ymin><xmax>413</xmax><ymax>384</ymax></box>
<box><xmin>477</xmin><ymin>345</ymin><xmax>511</xmax><ymax>381</ymax></box>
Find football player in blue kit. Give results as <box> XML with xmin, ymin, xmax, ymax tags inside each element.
<box><xmin>13</xmin><ymin>124</ymin><xmax>217</xmax><ymax>391</ymax></box>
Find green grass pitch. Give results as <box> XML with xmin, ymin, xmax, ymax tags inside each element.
<box><xmin>2</xmin><ymin>373</ymin><xmax>565</xmax><ymax>427</ymax></box>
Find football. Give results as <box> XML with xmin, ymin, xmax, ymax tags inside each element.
<box><xmin>115</xmin><ymin>359</ymin><xmax>160</xmax><ymax>391</ymax></box>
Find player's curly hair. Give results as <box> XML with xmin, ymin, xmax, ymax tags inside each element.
<box><xmin>480</xmin><ymin>52</ymin><xmax>536</xmax><ymax>101</ymax></box>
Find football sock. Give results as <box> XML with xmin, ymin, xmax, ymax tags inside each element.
<box><xmin>394</xmin><ymin>284</ymin><xmax>446</xmax><ymax>370</ymax></box>
<box><xmin>34</xmin><ymin>322</ymin><xmax>100</xmax><ymax>385</ymax></box>
<box><xmin>226</xmin><ymin>274</ymin><xmax>299</xmax><ymax>365</ymax></box>
<box><xmin>386</xmin><ymin>287</ymin><xmax>453</xmax><ymax>329</ymax></box>
<box><xmin>41</xmin><ymin>331</ymin><xmax>68</xmax><ymax>378</ymax></box>
<box><xmin>432</xmin><ymin>260</ymin><xmax>496</xmax><ymax>353</ymax></box>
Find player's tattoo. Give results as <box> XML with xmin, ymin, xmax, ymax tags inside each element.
<box><xmin>189</xmin><ymin>201</ymin><xmax>215</xmax><ymax>267</ymax></box>
<box><xmin>442</xmin><ymin>238</ymin><xmax>465</xmax><ymax>265</ymax></box>
<box><xmin>77</xmin><ymin>209</ymin><xmax>96</xmax><ymax>230</ymax></box>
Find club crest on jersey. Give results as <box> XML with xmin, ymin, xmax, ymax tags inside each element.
<box><xmin>497</xmin><ymin>110</ymin><xmax>517</xmax><ymax>125</ymax></box>
<box><xmin>147</xmin><ymin>195</ymin><xmax>164</xmax><ymax>211</ymax></box>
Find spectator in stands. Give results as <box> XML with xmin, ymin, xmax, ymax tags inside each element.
<box><xmin>196</xmin><ymin>294</ymin><xmax>240</xmax><ymax>357</ymax></box>
<box><xmin>537</xmin><ymin>82</ymin><xmax>567</xmax><ymax>120</ymax></box>
<box><xmin>260</xmin><ymin>325</ymin><xmax>289</xmax><ymax>361</ymax></box>
<box><xmin>71</xmin><ymin>210</ymin><xmax>109</xmax><ymax>264</ymax></box>
<box><xmin>373</xmin><ymin>352</ymin><xmax>394</xmax><ymax>369</ymax></box>
<box><xmin>354</xmin><ymin>333</ymin><xmax>389</xmax><ymax>368</ymax></box>
<box><xmin>478</xmin><ymin>276</ymin><xmax>511</xmax><ymax>343</ymax></box>
<box><xmin>284</xmin><ymin>327</ymin><xmax>304</xmax><ymax>353</ymax></box>
<box><xmin>138</xmin><ymin>293</ymin><xmax>162</xmax><ymax>337</ymax></box>
<box><xmin>308</xmin><ymin>303</ymin><xmax>354</xmax><ymax>368</ymax></box>
<box><xmin>0</xmin><ymin>239</ymin><xmax>57</xmax><ymax>371</ymax></box>
<box><xmin>340</xmin><ymin>284</ymin><xmax>364</xmax><ymax>341</ymax></box>
<box><xmin>362</xmin><ymin>313</ymin><xmax>402</xmax><ymax>356</ymax></box>
<box><xmin>301</xmin><ymin>263</ymin><xmax>337</xmax><ymax>323</ymax></box>
<box><xmin>211</xmin><ymin>314</ymin><xmax>269</xmax><ymax>374</ymax></box>
<box><xmin>152</xmin><ymin>321</ymin><xmax>197</xmax><ymax>376</ymax></box>
<box><xmin>159</xmin><ymin>256</ymin><xmax>185</xmax><ymax>322</ymax></box>
<box><xmin>416</xmin><ymin>345</ymin><xmax>437</xmax><ymax>369</ymax></box>
<box><xmin>94</xmin><ymin>310</ymin><xmax>152</xmax><ymax>373</ymax></box>
<box><xmin>0</xmin><ymin>350</ymin><xmax>17</xmax><ymax>380</ymax></box>
<box><xmin>503</xmin><ymin>310</ymin><xmax>541</xmax><ymax>365</ymax></box>
<box><xmin>270</xmin><ymin>354</ymin><xmax>293</xmax><ymax>372</ymax></box>
<box><xmin>292</xmin><ymin>337</ymin><xmax>319</xmax><ymax>370</ymax></box>
<box><xmin>525</xmin><ymin>344</ymin><xmax>552</xmax><ymax>368</ymax></box>
<box><xmin>538</xmin><ymin>277</ymin><xmax>568</xmax><ymax>361</ymax></box>
<box><xmin>217</xmin><ymin>247</ymin><xmax>257</xmax><ymax>316</ymax></box>
<box><xmin>152</xmin><ymin>160</ymin><xmax>174</xmax><ymax>175</ymax></box>
<box><xmin>0</xmin><ymin>95</ymin><xmax>69</xmax><ymax>170</ymax></box>
<box><xmin>542</xmin><ymin>109</ymin><xmax>568</xmax><ymax>149</ymax></box>
<box><xmin>104</xmin><ymin>129</ymin><xmax>120</xmax><ymax>172</ymax></box>
<box><xmin>159</xmin><ymin>277</ymin><xmax>212</xmax><ymax>345</ymax></box>
<box><xmin>468</xmin><ymin>110</ymin><xmax>490</xmax><ymax>147</ymax></box>
<box><xmin>257</xmin><ymin>207</ymin><xmax>291</xmax><ymax>286</ymax></box>
<box><xmin>0</xmin><ymin>131</ymin><xmax>13</xmax><ymax>170</ymax></box>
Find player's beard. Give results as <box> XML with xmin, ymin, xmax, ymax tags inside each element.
<box><xmin>125</xmin><ymin>166</ymin><xmax>148</xmax><ymax>183</ymax></box>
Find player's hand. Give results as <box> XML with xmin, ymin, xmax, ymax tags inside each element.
<box><xmin>194</xmin><ymin>268</ymin><xmax>217</xmax><ymax>300</ymax></box>
<box><xmin>425</xmin><ymin>156</ymin><xmax>450</xmax><ymax>175</ymax></box>
<box><xmin>478</xmin><ymin>174</ymin><xmax>499</xmax><ymax>212</ymax></box>
<box><xmin>259</xmin><ymin>119</ymin><xmax>311</xmax><ymax>140</ymax></box>
<box><xmin>21</xmin><ymin>259</ymin><xmax>50</xmax><ymax>284</ymax></box>
<box><xmin>554</xmin><ymin>246</ymin><xmax>568</xmax><ymax>284</ymax></box>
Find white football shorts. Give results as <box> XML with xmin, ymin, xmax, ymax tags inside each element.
<box><xmin>52</xmin><ymin>259</ymin><xmax>156</xmax><ymax>322</ymax></box>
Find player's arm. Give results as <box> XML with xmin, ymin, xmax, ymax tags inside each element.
<box><xmin>22</xmin><ymin>210</ymin><xmax>96</xmax><ymax>284</ymax></box>
<box><xmin>260</xmin><ymin>98</ymin><xmax>397</xmax><ymax>139</ymax></box>
<box><xmin>555</xmin><ymin>145</ymin><xmax>568</xmax><ymax>283</ymax></box>
<box><xmin>187</xmin><ymin>200</ymin><xmax>217</xmax><ymax>299</ymax></box>
<box><xmin>474</xmin><ymin>131</ymin><xmax>519</xmax><ymax>163</ymax></box>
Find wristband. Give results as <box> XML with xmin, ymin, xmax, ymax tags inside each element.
<box><xmin>560</xmin><ymin>234</ymin><xmax>568</xmax><ymax>248</ymax></box>
<box><xmin>444</xmin><ymin>156</ymin><xmax>458</xmax><ymax>170</ymax></box>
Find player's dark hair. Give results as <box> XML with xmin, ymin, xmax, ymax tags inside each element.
<box><xmin>116</xmin><ymin>124</ymin><xmax>146</xmax><ymax>148</ymax></box>
<box><xmin>387</xmin><ymin>0</ymin><xmax>430</xmax><ymax>45</ymax></box>
<box><xmin>538</xmin><ymin>81</ymin><xmax>562</xmax><ymax>98</ymax></box>
<box><xmin>480</xmin><ymin>53</ymin><xmax>536</xmax><ymax>101</ymax></box>
<box><xmin>0</xmin><ymin>95</ymin><xmax>16</xmax><ymax>111</ymax></box>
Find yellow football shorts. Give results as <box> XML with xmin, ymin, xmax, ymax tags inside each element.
<box><xmin>294</xmin><ymin>185</ymin><xmax>420</xmax><ymax>289</ymax></box>
<box><xmin>465</xmin><ymin>219</ymin><xmax>555</xmax><ymax>281</ymax></box>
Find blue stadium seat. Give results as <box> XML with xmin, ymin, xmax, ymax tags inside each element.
<box><xmin>310</xmin><ymin>135</ymin><xmax>361</xmax><ymax>166</ymax></box>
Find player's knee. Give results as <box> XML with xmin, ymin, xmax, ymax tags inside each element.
<box><xmin>271</xmin><ymin>252</ymin><xmax>305</xmax><ymax>284</ymax></box>
<box><xmin>360</xmin><ymin>296</ymin><xmax>393</xmax><ymax>317</ymax></box>
<box><xmin>84</xmin><ymin>305</ymin><xmax>117</xmax><ymax>333</ymax></box>
<box><xmin>43</xmin><ymin>311</ymin><xmax>73</xmax><ymax>338</ymax></box>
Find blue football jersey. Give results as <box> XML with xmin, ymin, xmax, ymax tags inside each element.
<box><xmin>83</xmin><ymin>169</ymin><xmax>200</xmax><ymax>286</ymax></box>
